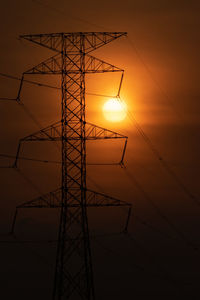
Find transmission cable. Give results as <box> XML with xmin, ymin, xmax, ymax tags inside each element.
<box><xmin>0</xmin><ymin>153</ymin><xmax>60</xmax><ymax>164</ymax></box>
<box><xmin>13</xmin><ymin>167</ymin><xmax>44</xmax><ymax>195</ymax></box>
<box><xmin>31</xmin><ymin>0</ymin><xmax>110</xmax><ymax>31</ymax></box>
<box><xmin>87</xmin><ymin>174</ymin><xmax>179</xmax><ymax>242</ymax></box>
<box><xmin>114</xmin><ymin>72</ymin><xmax>199</xmax><ymax>209</ymax></box>
<box><xmin>126</xmin><ymin>37</ymin><xmax>186</xmax><ymax>124</ymax></box>
<box><xmin>8</xmin><ymin>234</ymin><xmax>54</xmax><ymax>270</ymax></box>
<box><xmin>117</xmin><ymin>96</ymin><xmax>200</xmax><ymax>207</ymax></box>
<box><xmin>93</xmin><ymin>236</ymin><xmax>188</xmax><ymax>295</ymax></box>
<box><xmin>133</xmin><ymin>214</ymin><xmax>177</xmax><ymax>241</ymax></box>
<box><xmin>120</xmin><ymin>201</ymin><xmax>196</xmax><ymax>247</ymax></box>
<box><xmin>114</xmin><ymin>73</ymin><xmax>199</xmax><ymax>249</ymax></box>
<box><xmin>0</xmin><ymin>153</ymin><xmax>121</xmax><ymax>167</ymax></box>
<box><xmin>122</xmin><ymin>232</ymin><xmax>190</xmax><ymax>294</ymax></box>
<box><xmin>0</xmin><ymin>232</ymin><xmax>123</xmax><ymax>244</ymax></box>
<box><xmin>123</xmin><ymin>168</ymin><xmax>198</xmax><ymax>250</ymax></box>
<box><xmin>0</xmin><ymin>72</ymin><xmax>60</xmax><ymax>90</ymax></box>
<box><xmin>0</xmin><ymin>231</ymin><xmax>189</xmax><ymax>294</ymax></box>
<box><xmin>121</xmin><ymin>38</ymin><xmax>200</xmax><ymax>207</ymax></box>
<box><xmin>20</xmin><ymin>103</ymin><xmax>45</xmax><ymax>130</ymax></box>
<box><xmin>0</xmin><ymin>97</ymin><xmax>16</xmax><ymax>101</ymax></box>
<box><xmin>0</xmin><ymin>165</ymin><xmax>13</xmax><ymax>169</ymax></box>
<box><xmin>0</xmin><ymin>72</ymin><xmax>116</xmax><ymax>99</ymax></box>
<box><xmin>0</xmin><ymin>71</ymin><xmax>62</xmax><ymax>152</ymax></box>
<box><xmin>2</xmin><ymin>61</ymin><xmax>198</xmax><ymax>249</ymax></box>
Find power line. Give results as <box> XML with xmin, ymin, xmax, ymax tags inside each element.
<box><xmin>0</xmin><ymin>97</ymin><xmax>16</xmax><ymax>101</ymax></box>
<box><xmin>116</xmin><ymin>202</ymin><xmax>198</xmax><ymax>249</ymax></box>
<box><xmin>0</xmin><ymin>232</ymin><xmax>123</xmax><ymax>244</ymax></box>
<box><xmin>93</xmin><ymin>236</ymin><xmax>188</xmax><ymax>295</ymax></box>
<box><xmin>123</xmin><ymin>233</ymin><xmax>190</xmax><ymax>293</ymax></box>
<box><xmin>0</xmin><ymin>72</ymin><xmax>60</xmax><ymax>90</ymax></box>
<box><xmin>0</xmin><ymin>72</ymin><xmax>115</xmax><ymax>98</ymax></box>
<box><xmin>13</xmin><ymin>167</ymin><xmax>43</xmax><ymax>195</ymax></box>
<box><xmin>125</xmin><ymin>38</ymin><xmax>200</xmax><ymax>208</ymax></box>
<box><xmin>31</xmin><ymin>0</ymin><xmax>110</xmax><ymax>31</ymax></box>
<box><xmin>133</xmin><ymin>214</ymin><xmax>178</xmax><ymax>241</ymax></box>
<box><xmin>2</xmin><ymin>232</ymin><xmax>187</xmax><ymax>294</ymax></box>
<box><xmin>2</xmin><ymin>53</ymin><xmax>198</xmax><ymax>249</ymax></box>
<box><xmin>0</xmin><ymin>153</ymin><xmax>122</xmax><ymax>167</ymax></box>
<box><xmin>8</xmin><ymin>234</ymin><xmax>54</xmax><ymax>270</ymax></box>
<box><xmin>20</xmin><ymin>103</ymin><xmax>44</xmax><ymax>130</ymax></box>
<box><xmin>117</xmin><ymin>97</ymin><xmax>200</xmax><ymax>207</ymax></box>
<box><xmin>118</xmin><ymin>203</ymin><xmax>178</xmax><ymax>242</ymax></box>
<box><xmin>0</xmin><ymin>153</ymin><xmax>60</xmax><ymax>164</ymax></box>
<box><xmin>86</xmin><ymin>92</ymin><xmax>115</xmax><ymax>98</ymax></box>
<box><xmin>126</xmin><ymin>37</ymin><xmax>186</xmax><ymax>124</ymax></box>
<box><xmin>123</xmin><ymin>168</ymin><xmax>198</xmax><ymax>251</ymax></box>
<box><xmin>2</xmin><ymin>98</ymin><xmax>196</xmax><ymax>251</ymax></box>
<box><xmin>1</xmin><ymin>31</ymin><xmax>198</xmax><ymax>297</ymax></box>
<box><xmin>0</xmin><ymin>166</ymin><xmax>13</xmax><ymax>168</ymax></box>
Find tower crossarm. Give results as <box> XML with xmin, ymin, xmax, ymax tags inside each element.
<box><xmin>10</xmin><ymin>187</ymin><xmax>132</xmax><ymax>234</ymax></box>
<box><xmin>20</xmin><ymin>121</ymin><xmax>62</xmax><ymax>141</ymax></box>
<box><xmin>22</xmin><ymin>53</ymin><xmax>123</xmax><ymax>75</ymax></box>
<box><xmin>24</xmin><ymin>53</ymin><xmax>62</xmax><ymax>74</ymax></box>
<box><xmin>17</xmin><ymin>188</ymin><xmax>62</xmax><ymax>208</ymax></box>
<box><xmin>13</xmin><ymin>121</ymin><xmax>128</xmax><ymax>168</ymax></box>
<box><xmin>14</xmin><ymin>188</ymin><xmax>131</xmax><ymax>209</ymax></box>
<box><xmin>23</xmin><ymin>53</ymin><xmax>82</xmax><ymax>75</ymax></box>
<box><xmin>85</xmin><ymin>189</ymin><xmax>131</xmax><ymax>207</ymax></box>
<box><xmin>16</xmin><ymin>121</ymin><xmax>127</xmax><ymax>141</ymax></box>
<box><xmin>16</xmin><ymin>52</ymin><xmax>123</xmax><ymax>103</ymax></box>
<box><xmin>85</xmin><ymin>122</ymin><xmax>127</xmax><ymax>140</ymax></box>
<box><xmin>20</xmin><ymin>32</ymin><xmax>127</xmax><ymax>54</ymax></box>
<box><xmin>13</xmin><ymin>121</ymin><xmax>61</xmax><ymax>168</ymax></box>
<box><xmin>85</xmin><ymin>55</ymin><xmax>123</xmax><ymax>73</ymax></box>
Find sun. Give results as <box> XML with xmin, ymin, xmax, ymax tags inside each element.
<box><xmin>103</xmin><ymin>98</ymin><xmax>127</xmax><ymax>122</ymax></box>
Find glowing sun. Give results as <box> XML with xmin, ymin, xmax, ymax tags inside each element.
<box><xmin>103</xmin><ymin>98</ymin><xmax>127</xmax><ymax>122</ymax></box>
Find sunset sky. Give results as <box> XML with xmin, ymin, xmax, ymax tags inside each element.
<box><xmin>0</xmin><ymin>1</ymin><xmax>200</xmax><ymax>299</ymax></box>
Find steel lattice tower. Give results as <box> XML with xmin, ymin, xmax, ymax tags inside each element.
<box><xmin>11</xmin><ymin>32</ymin><xmax>131</xmax><ymax>300</ymax></box>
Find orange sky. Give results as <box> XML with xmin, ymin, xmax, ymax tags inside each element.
<box><xmin>0</xmin><ymin>1</ymin><xmax>200</xmax><ymax>299</ymax></box>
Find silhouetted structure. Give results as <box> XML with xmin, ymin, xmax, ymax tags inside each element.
<box><xmin>11</xmin><ymin>32</ymin><xmax>131</xmax><ymax>300</ymax></box>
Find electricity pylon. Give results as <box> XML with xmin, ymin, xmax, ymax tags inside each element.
<box><xmin>11</xmin><ymin>32</ymin><xmax>131</xmax><ymax>300</ymax></box>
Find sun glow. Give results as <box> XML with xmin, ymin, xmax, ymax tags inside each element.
<box><xmin>103</xmin><ymin>98</ymin><xmax>127</xmax><ymax>122</ymax></box>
